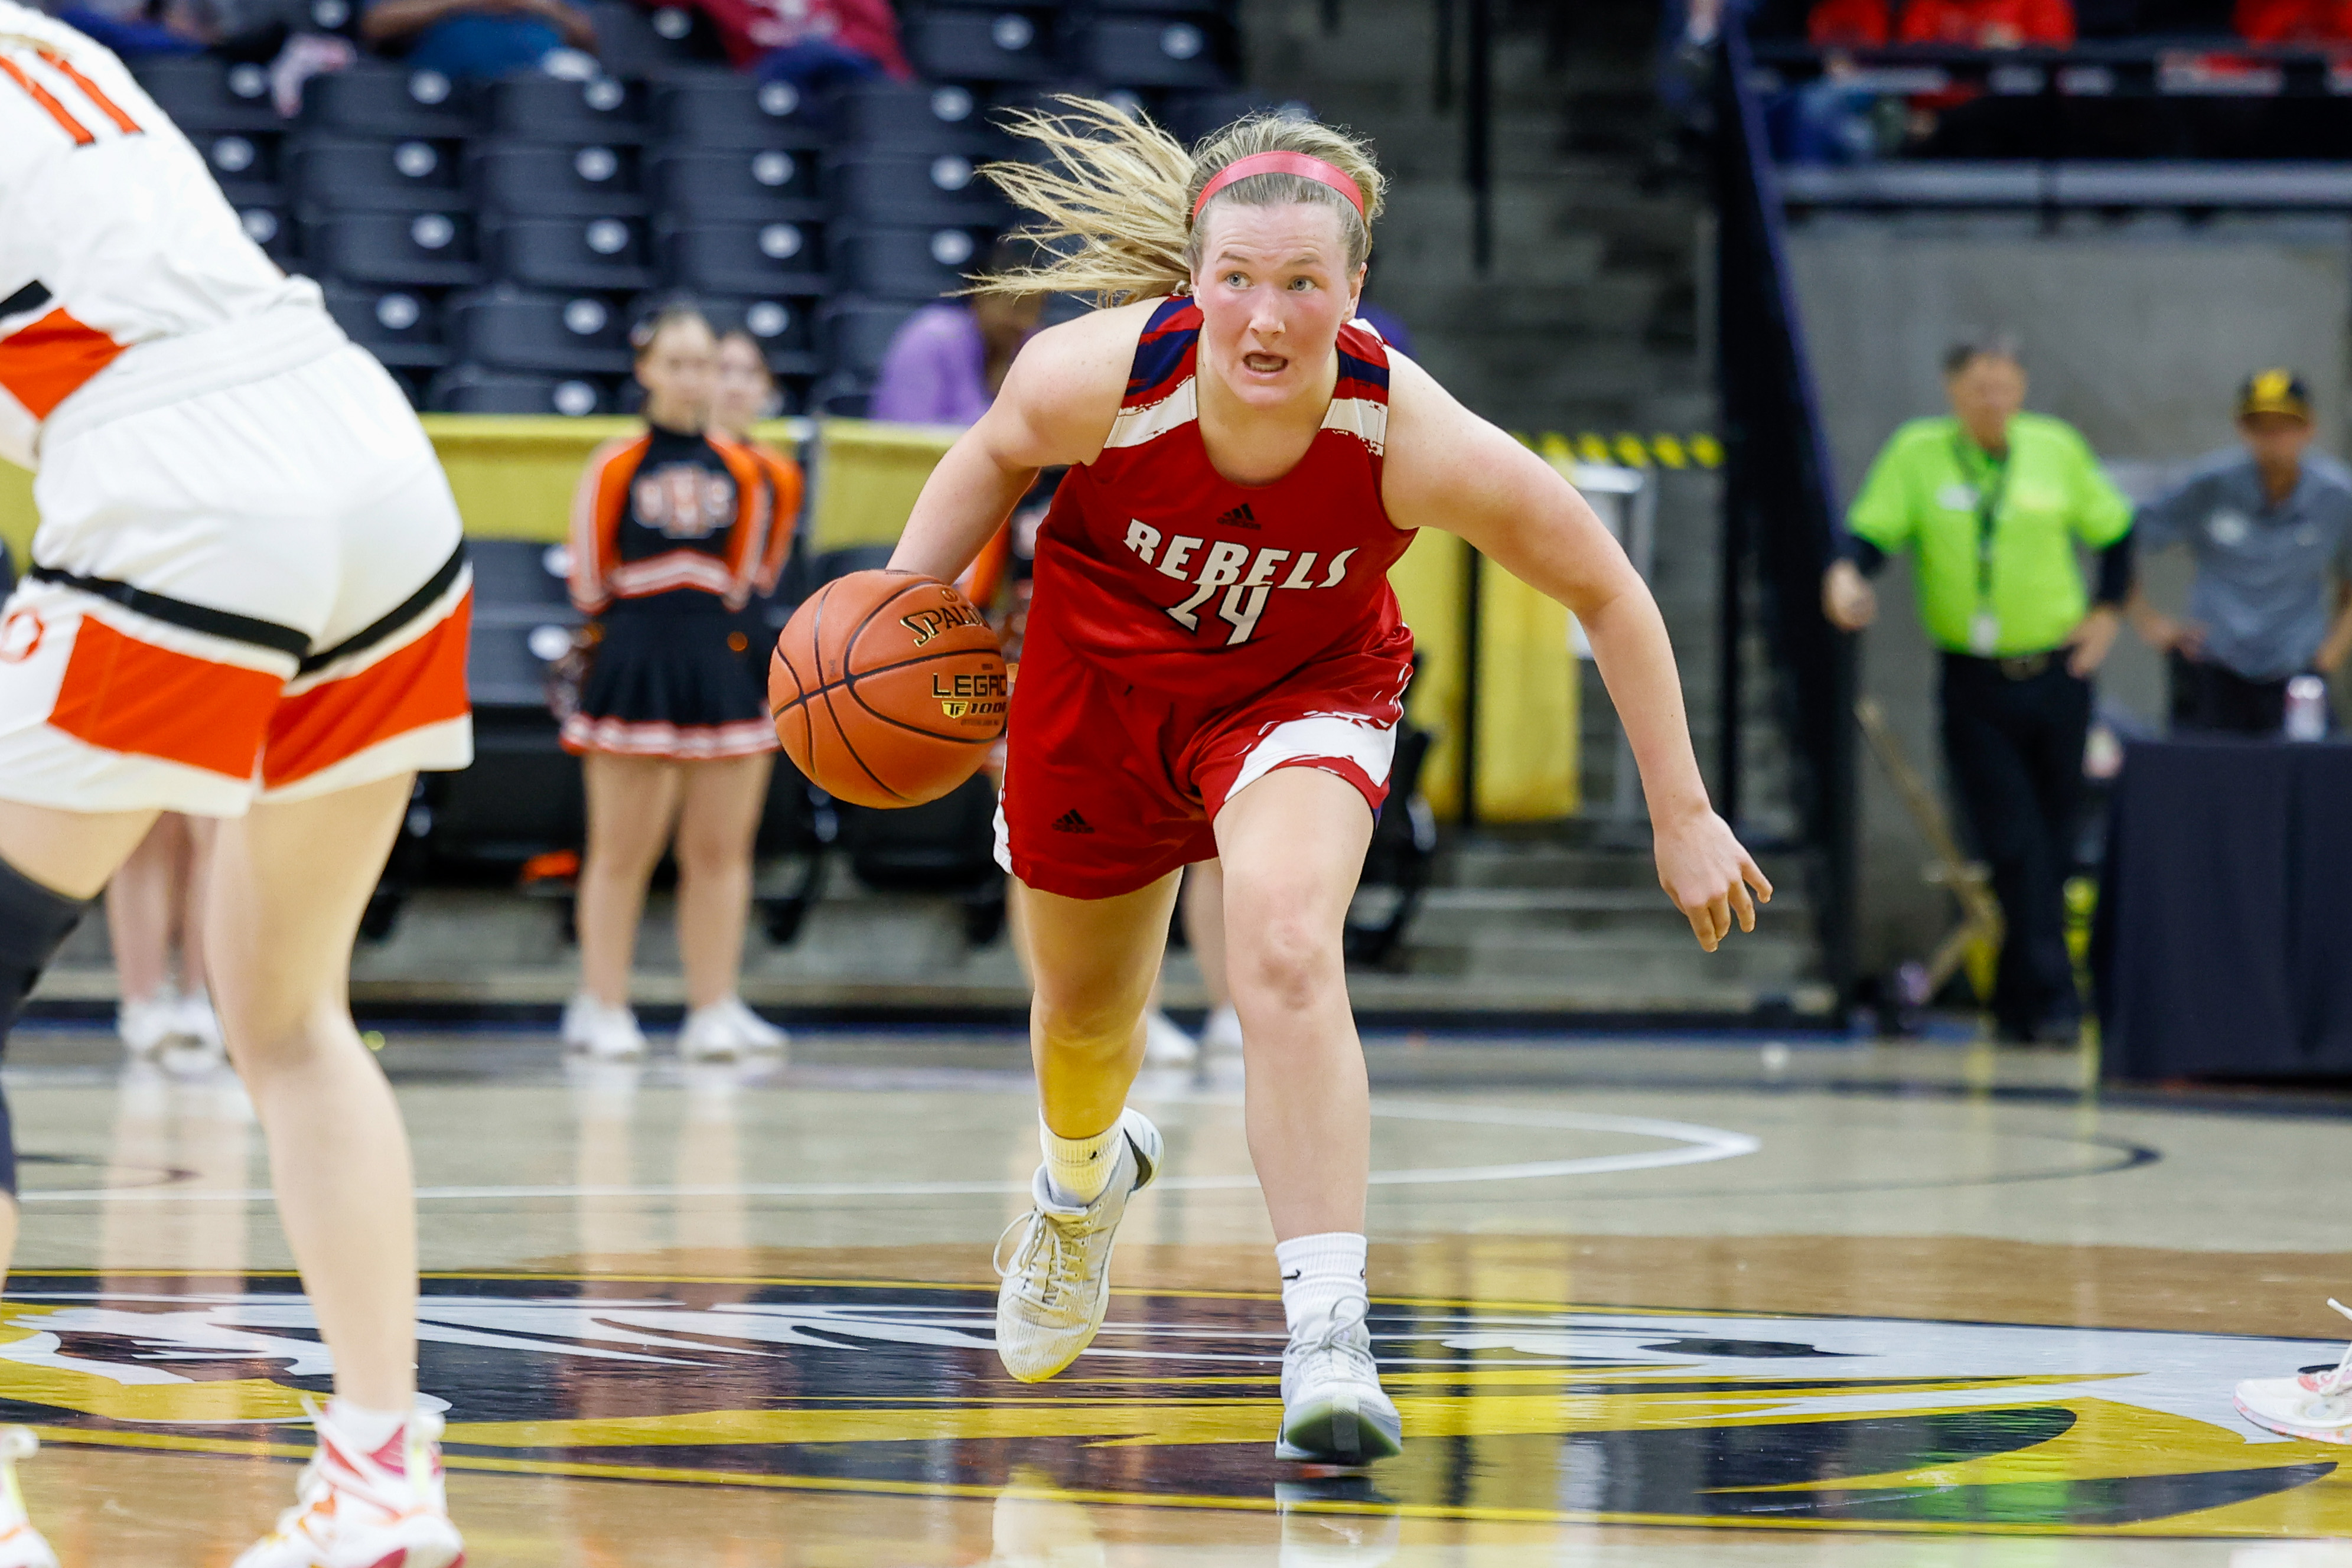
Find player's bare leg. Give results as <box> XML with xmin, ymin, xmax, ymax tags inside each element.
<box><xmin>212</xmin><ymin>772</ymin><xmax>461</xmax><ymax>1568</ymax></box>
<box><xmin>993</xmin><ymin>873</ymin><xmax>1178</xmax><ymax>1380</ymax></box>
<box><xmin>1211</xmin><ymin>766</ymin><xmax>1397</xmax><ymax>1464</ymax></box>
<box><xmin>569</xmin><ymin>754</ymin><xmax>685</xmax><ymax>1057</ymax></box>
<box><xmin>1183</xmin><ymin>860</ymin><xmax>1245</xmax><ymax>1057</ymax></box>
<box><xmin>675</xmin><ymin>752</ymin><xmax>785</xmax><ymax>1058</ymax></box>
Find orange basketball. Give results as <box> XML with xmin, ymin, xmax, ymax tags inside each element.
<box><xmin>768</xmin><ymin>569</ymin><xmax>1008</xmax><ymax>808</ymax></box>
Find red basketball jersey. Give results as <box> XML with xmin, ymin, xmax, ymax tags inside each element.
<box><xmin>1025</xmin><ymin>296</ymin><xmax>1416</xmax><ymax>703</ymax></box>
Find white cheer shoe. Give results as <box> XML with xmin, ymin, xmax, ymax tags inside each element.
<box><xmin>993</xmin><ymin>1108</ymin><xmax>1162</xmax><ymax>1383</ymax></box>
<box><xmin>561</xmin><ymin>994</ymin><xmax>645</xmax><ymax>1060</ymax></box>
<box><xmin>1142</xmin><ymin>1010</ymin><xmax>1197</xmax><ymax>1065</ymax></box>
<box><xmin>679</xmin><ymin>997</ymin><xmax>788</xmax><ymax>1061</ymax></box>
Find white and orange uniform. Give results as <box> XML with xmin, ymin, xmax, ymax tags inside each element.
<box><xmin>0</xmin><ymin>1</ymin><xmax>471</xmax><ymax>815</ymax></box>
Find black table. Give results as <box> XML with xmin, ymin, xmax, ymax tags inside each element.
<box><xmin>2096</xmin><ymin>738</ymin><xmax>2352</xmax><ymax>1081</ymax></box>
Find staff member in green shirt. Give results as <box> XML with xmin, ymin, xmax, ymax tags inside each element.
<box><xmin>1822</xmin><ymin>334</ymin><xmax>2133</xmax><ymax>1043</ymax></box>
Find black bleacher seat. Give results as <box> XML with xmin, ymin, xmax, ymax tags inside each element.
<box><xmin>829</xmin><ymin>224</ymin><xmax>988</xmax><ymax>300</ymax></box>
<box><xmin>694</xmin><ymin>295</ymin><xmax>819</xmax><ymax>358</ymax></box>
<box><xmin>291</xmin><ymin>137</ymin><xmax>470</xmax><ymax>214</ymax></box>
<box><xmin>834</xmin><ymin>772</ymin><xmax>1005</xmax><ymax>941</ymax></box>
<box><xmin>322</xmin><ymin>283</ymin><xmax>451</xmax><ymax>370</ymax></box>
<box><xmin>471</xmin><ymin>144</ymin><xmax>647</xmax><ymax>219</ymax></box>
<box><xmin>485</xmin><ymin>75</ymin><xmax>651</xmax><ymax>144</ymax></box>
<box><xmin>307</xmin><ymin>210</ymin><xmax>483</xmax><ymax>287</ymax></box>
<box><xmin>427</xmin><ymin>366</ymin><xmax>613</xmax><ymax>415</ymax></box>
<box><xmin>234</xmin><ymin>203</ymin><xmax>294</xmax><ymax>262</ymax></box>
<box><xmin>131</xmin><ymin>57</ymin><xmax>277</xmax><ymax>133</ymax></box>
<box><xmin>664</xmin><ymin>221</ymin><xmax>826</xmax><ymax>295</ymax></box>
<box><xmin>821</xmin><ymin>298</ymin><xmax>924</xmax><ymax>380</ymax></box>
<box><xmin>197</xmin><ymin>129</ymin><xmax>284</xmax><ymax>206</ymax></box>
<box><xmin>833</xmin><ymin>82</ymin><xmax>1012</xmax><ymax>157</ymax></box>
<box><xmin>450</xmin><ymin>289</ymin><xmax>636</xmax><ymax>375</ymax></box>
<box><xmin>490</xmin><ymin>216</ymin><xmax>657</xmax><ymax>292</ymax></box>
<box><xmin>826</xmin><ymin>152</ymin><xmax>1012</xmax><ymax>226</ymax></box>
<box><xmin>904</xmin><ymin>10</ymin><xmax>1058</xmax><ymax>83</ymax></box>
<box><xmin>301</xmin><ymin>65</ymin><xmax>478</xmax><ymax>138</ymax></box>
<box><xmin>429</xmin><ymin>538</ymin><xmax>584</xmax><ymax>867</ymax></box>
<box><xmin>1160</xmin><ymin>88</ymin><xmax>1288</xmax><ymax>142</ymax></box>
<box><xmin>587</xmin><ymin>0</ymin><xmax>727</xmax><ymax>76</ymax></box>
<box><xmin>1080</xmin><ymin>16</ymin><xmax>1229</xmax><ymax>88</ymax></box>
<box><xmin>648</xmin><ymin>148</ymin><xmax>823</xmax><ymax>220</ymax></box>
<box><xmin>653</xmin><ymin>74</ymin><xmax>821</xmax><ymax>149</ymax></box>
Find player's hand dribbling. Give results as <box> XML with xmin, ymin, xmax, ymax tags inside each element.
<box><xmin>1654</xmin><ymin>808</ymin><xmax>1772</xmax><ymax>952</ymax></box>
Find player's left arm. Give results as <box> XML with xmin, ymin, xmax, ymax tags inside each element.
<box><xmin>1382</xmin><ymin>353</ymin><xmax>1770</xmax><ymax>951</ymax></box>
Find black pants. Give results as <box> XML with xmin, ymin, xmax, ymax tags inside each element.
<box><xmin>1939</xmin><ymin>653</ymin><xmax>2090</xmax><ymax>1038</ymax></box>
<box><xmin>2168</xmin><ymin>650</ymin><xmax>2298</xmax><ymax>736</ymax></box>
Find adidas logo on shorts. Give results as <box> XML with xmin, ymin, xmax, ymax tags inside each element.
<box><xmin>1051</xmin><ymin>810</ymin><xmax>1094</xmax><ymax>834</ymax></box>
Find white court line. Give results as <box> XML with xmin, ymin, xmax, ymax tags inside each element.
<box><xmin>18</xmin><ymin>1104</ymin><xmax>1758</xmax><ymax>1204</ymax></box>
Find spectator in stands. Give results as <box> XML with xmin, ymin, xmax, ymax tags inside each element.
<box><xmin>1898</xmin><ymin>0</ymin><xmax>2076</xmax><ymax>44</ymax></box>
<box><xmin>2236</xmin><ymin>0</ymin><xmax>2352</xmax><ymax>43</ymax></box>
<box><xmin>1823</xmin><ymin>332</ymin><xmax>2132</xmax><ymax>1044</ymax></box>
<box><xmin>561</xmin><ymin>307</ymin><xmax>794</xmax><ymax>1062</ymax></box>
<box><xmin>1809</xmin><ymin>0</ymin><xmax>1890</xmax><ymax>44</ymax></box>
<box><xmin>2127</xmin><ymin>370</ymin><xmax>2352</xmax><ymax>734</ymax></box>
<box><xmin>106</xmin><ymin>816</ymin><xmax>223</xmax><ymax>1062</ymax></box>
<box><xmin>359</xmin><ymin>0</ymin><xmax>595</xmax><ymax>83</ymax></box>
<box><xmin>868</xmin><ymin>256</ymin><xmax>1045</xmax><ymax>428</ymax></box>
<box><xmin>670</xmin><ymin>0</ymin><xmax>909</xmax><ymax>92</ymax></box>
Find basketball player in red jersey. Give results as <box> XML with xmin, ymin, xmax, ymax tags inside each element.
<box><xmin>890</xmin><ymin>102</ymin><xmax>1770</xmax><ymax>1465</ymax></box>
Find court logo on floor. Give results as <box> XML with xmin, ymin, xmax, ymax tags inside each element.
<box><xmin>0</xmin><ymin>1272</ymin><xmax>2341</xmax><ymax>1536</ymax></box>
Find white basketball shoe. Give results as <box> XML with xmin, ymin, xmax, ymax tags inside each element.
<box><xmin>2237</xmin><ymin>1298</ymin><xmax>2352</xmax><ymax>1443</ymax></box>
<box><xmin>993</xmin><ymin>1108</ymin><xmax>1162</xmax><ymax>1382</ymax></box>
<box><xmin>1279</xmin><ymin>1298</ymin><xmax>1402</xmax><ymax>1465</ymax></box>
<box><xmin>0</xmin><ymin>1428</ymin><xmax>57</xmax><ymax>1568</ymax></box>
<box><xmin>234</xmin><ymin>1403</ymin><xmax>465</xmax><ymax>1568</ymax></box>
<box><xmin>1201</xmin><ymin>1003</ymin><xmax>1246</xmax><ymax>1058</ymax></box>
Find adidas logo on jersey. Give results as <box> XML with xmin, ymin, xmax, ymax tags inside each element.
<box><xmin>1051</xmin><ymin>810</ymin><xmax>1094</xmax><ymax>834</ymax></box>
<box><xmin>1214</xmin><ymin>502</ymin><xmax>1259</xmax><ymax>531</ymax></box>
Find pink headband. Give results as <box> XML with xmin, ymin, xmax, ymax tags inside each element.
<box><xmin>1191</xmin><ymin>151</ymin><xmax>1366</xmax><ymax>223</ymax></box>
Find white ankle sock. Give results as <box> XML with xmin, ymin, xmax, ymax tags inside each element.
<box><xmin>1276</xmin><ymin>1231</ymin><xmax>1368</xmax><ymax>1335</ymax></box>
<box><xmin>1041</xmin><ymin>1114</ymin><xmax>1122</xmax><ymax>1207</ymax></box>
<box><xmin>324</xmin><ymin>1397</ymin><xmax>408</xmax><ymax>1453</ymax></box>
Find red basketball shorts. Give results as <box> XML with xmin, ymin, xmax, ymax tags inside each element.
<box><xmin>0</xmin><ymin>342</ymin><xmax>474</xmax><ymax>816</ymax></box>
<box><xmin>997</xmin><ymin>622</ymin><xmax>1413</xmax><ymax>901</ymax></box>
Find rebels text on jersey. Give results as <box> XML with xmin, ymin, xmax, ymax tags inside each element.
<box><xmin>1027</xmin><ymin>297</ymin><xmax>1416</xmax><ymax>699</ymax></box>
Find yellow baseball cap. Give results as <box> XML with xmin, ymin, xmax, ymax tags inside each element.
<box><xmin>2238</xmin><ymin>368</ymin><xmax>2312</xmax><ymax>421</ymax></box>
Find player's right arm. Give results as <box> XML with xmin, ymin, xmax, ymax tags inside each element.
<box><xmin>888</xmin><ymin>300</ymin><xmax>1148</xmax><ymax>584</ymax></box>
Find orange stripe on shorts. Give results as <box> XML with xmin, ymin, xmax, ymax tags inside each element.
<box><xmin>49</xmin><ymin>617</ymin><xmax>280</xmax><ymax>777</ymax></box>
<box><xmin>262</xmin><ymin>594</ymin><xmax>473</xmax><ymax>789</ymax></box>
<box><xmin>0</xmin><ymin>307</ymin><xmax>126</xmax><ymax>420</ymax></box>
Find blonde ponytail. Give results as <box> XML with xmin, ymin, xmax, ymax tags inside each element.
<box><xmin>973</xmin><ymin>97</ymin><xmax>1386</xmax><ymax>306</ymax></box>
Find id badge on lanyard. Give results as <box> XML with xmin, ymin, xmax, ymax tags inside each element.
<box><xmin>1958</xmin><ymin>436</ymin><xmax>2008</xmax><ymax>656</ymax></box>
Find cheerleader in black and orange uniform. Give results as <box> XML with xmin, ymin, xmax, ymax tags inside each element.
<box><xmin>562</xmin><ymin>307</ymin><xmax>797</xmax><ymax>1061</ymax></box>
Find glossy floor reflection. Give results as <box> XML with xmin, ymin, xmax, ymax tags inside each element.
<box><xmin>5</xmin><ymin>1026</ymin><xmax>2350</xmax><ymax>1564</ymax></box>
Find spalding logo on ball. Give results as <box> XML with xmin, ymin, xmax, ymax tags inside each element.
<box><xmin>768</xmin><ymin>569</ymin><xmax>1007</xmax><ymax>808</ymax></box>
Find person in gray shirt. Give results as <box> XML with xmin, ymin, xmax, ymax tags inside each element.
<box><xmin>2128</xmin><ymin>369</ymin><xmax>2352</xmax><ymax>734</ymax></box>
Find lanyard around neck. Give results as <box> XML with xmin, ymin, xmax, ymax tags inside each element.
<box><xmin>1953</xmin><ymin>433</ymin><xmax>2009</xmax><ymax>605</ymax></box>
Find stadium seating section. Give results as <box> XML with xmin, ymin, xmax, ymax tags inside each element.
<box><xmin>132</xmin><ymin>2</ymin><xmax>1259</xmax><ymax>420</ymax></box>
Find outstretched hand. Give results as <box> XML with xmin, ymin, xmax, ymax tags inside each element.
<box><xmin>1655</xmin><ymin>809</ymin><xmax>1773</xmax><ymax>952</ymax></box>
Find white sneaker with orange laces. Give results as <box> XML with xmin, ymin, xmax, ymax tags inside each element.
<box><xmin>234</xmin><ymin>1403</ymin><xmax>464</xmax><ymax>1568</ymax></box>
<box><xmin>0</xmin><ymin>1427</ymin><xmax>58</xmax><ymax>1568</ymax></box>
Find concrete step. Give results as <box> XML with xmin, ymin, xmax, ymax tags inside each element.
<box><xmin>1400</xmin><ymin>929</ymin><xmax>1820</xmax><ymax>986</ymax></box>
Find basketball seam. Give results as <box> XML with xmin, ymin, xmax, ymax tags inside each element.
<box><xmin>805</xmin><ymin>579</ymin><xmax>909</xmax><ymax>804</ymax></box>
<box><xmin>770</xmin><ymin>642</ymin><xmax>1002</xmax><ymax>717</ymax></box>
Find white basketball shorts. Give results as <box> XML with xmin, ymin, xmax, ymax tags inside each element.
<box><xmin>0</xmin><ymin>341</ymin><xmax>474</xmax><ymax>817</ymax></box>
